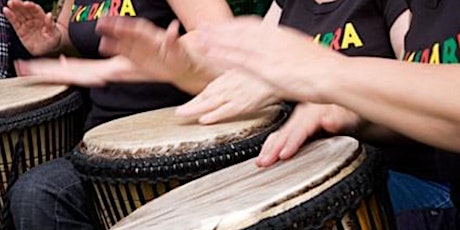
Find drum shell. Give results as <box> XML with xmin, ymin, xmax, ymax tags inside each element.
<box><xmin>0</xmin><ymin>89</ymin><xmax>86</xmax><ymax>226</ymax></box>
<box><xmin>71</xmin><ymin>105</ymin><xmax>291</xmax><ymax>229</ymax></box>
<box><xmin>109</xmin><ymin>138</ymin><xmax>396</xmax><ymax>230</ymax></box>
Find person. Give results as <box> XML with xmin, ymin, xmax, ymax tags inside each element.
<box><xmin>2</xmin><ymin>0</ymin><xmax>233</xmax><ymax>229</ymax></box>
<box><xmin>12</xmin><ymin>0</ymin><xmax>457</xmax><ymax>227</ymax></box>
<box><xmin>398</xmin><ymin>0</ymin><xmax>460</xmax><ymax>227</ymax></box>
<box><xmin>176</xmin><ymin>0</ymin><xmax>413</xmax><ymax>167</ymax></box>
<box><xmin>17</xmin><ymin>0</ymin><xmax>453</xmax><ymax>226</ymax></box>
<box><xmin>189</xmin><ymin>12</ymin><xmax>460</xmax><ymax>224</ymax></box>
<box><xmin>16</xmin><ymin>0</ymin><xmax>414</xmax><ymax>161</ymax></box>
<box><xmin>0</xmin><ymin>2</ymin><xmax>9</xmax><ymax>78</ymax></box>
<box><xmin>175</xmin><ymin>2</ymin><xmax>454</xmax><ymax>226</ymax></box>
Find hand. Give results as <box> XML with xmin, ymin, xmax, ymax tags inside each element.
<box><xmin>197</xmin><ymin>16</ymin><xmax>345</xmax><ymax>104</ymax></box>
<box><xmin>176</xmin><ymin>69</ymin><xmax>279</xmax><ymax>124</ymax></box>
<box><xmin>96</xmin><ymin>17</ymin><xmax>200</xmax><ymax>84</ymax></box>
<box><xmin>3</xmin><ymin>0</ymin><xmax>61</xmax><ymax>55</ymax></box>
<box><xmin>14</xmin><ymin>55</ymin><xmax>141</xmax><ymax>86</ymax></box>
<box><xmin>256</xmin><ymin>103</ymin><xmax>362</xmax><ymax>167</ymax></box>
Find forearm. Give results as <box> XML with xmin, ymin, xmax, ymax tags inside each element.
<box><xmin>168</xmin><ymin>0</ymin><xmax>233</xmax><ymax>31</ymax></box>
<box><xmin>324</xmin><ymin>57</ymin><xmax>460</xmax><ymax>152</ymax></box>
<box><xmin>51</xmin><ymin>0</ymin><xmax>78</xmax><ymax>56</ymax></box>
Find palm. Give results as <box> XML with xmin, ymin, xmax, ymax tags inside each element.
<box><xmin>98</xmin><ymin>18</ymin><xmax>196</xmax><ymax>82</ymax></box>
<box><xmin>4</xmin><ymin>0</ymin><xmax>60</xmax><ymax>55</ymax></box>
<box><xmin>123</xmin><ymin>25</ymin><xmax>193</xmax><ymax>81</ymax></box>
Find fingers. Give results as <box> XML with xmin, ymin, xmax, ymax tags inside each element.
<box><xmin>14</xmin><ymin>59</ymin><xmax>30</xmax><ymax>76</ymax></box>
<box><xmin>4</xmin><ymin>0</ymin><xmax>49</xmax><ymax>40</ymax></box>
<box><xmin>256</xmin><ymin>104</ymin><xmax>325</xmax><ymax>167</ymax></box>
<box><xmin>176</xmin><ymin>92</ymin><xmax>225</xmax><ymax>118</ymax></box>
<box><xmin>97</xmin><ymin>17</ymin><xmax>126</xmax><ymax>56</ymax></box>
<box><xmin>97</xmin><ymin>16</ymin><xmax>164</xmax><ymax>57</ymax></box>
<box><xmin>97</xmin><ymin>17</ymin><xmax>127</xmax><ymax>56</ymax></box>
<box><xmin>99</xmin><ymin>36</ymin><xmax>122</xmax><ymax>56</ymax></box>
<box><xmin>164</xmin><ymin>20</ymin><xmax>180</xmax><ymax>48</ymax></box>
<box><xmin>97</xmin><ymin>17</ymin><xmax>162</xmax><ymax>42</ymax></box>
<box><xmin>160</xmin><ymin>20</ymin><xmax>180</xmax><ymax>61</ymax></box>
<box><xmin>196</xmin><ymin>21</ymin><xmax>274</xmax><ymax>83</ymax></box>
<box><xmin>176</xmin><ymin>71</ymin><xmax>230</xmax><ymax>117</ymax></box>
<box><xmin>256</xmin><ymin>131</ymin><xmax>286</xmax><ymax>167</ymax></box>
<box><xmin>21</xmin><ymin>1</ymin><xmax>38</xmax><ymax>20</ymax></box>
<box><xmin>6</xmin><ymin>0</ymin><xmax>27</xmax><ymax>23</ymax></box>
<box><xmin>43</xmin><ymin>12</ymin><xmax>54</xmax><ymax>34</ymax></box>
<box><xmin>15</xmin><ymin>58</ymin><xmax>108</xmax><ymax>86</ymax></box>
<box><xmin>198</xmin><ymin>101</ymin><xmax>239</xmax><ymax>124</ymax></box>
<box><xmin>278</xmin><ymin>126</ymin><xmax>309</xmax><ymax>160</ymax></box>
<box><xmin>2</xmin><ymin>7</ymin><xmax>18</xmax><ymax>26</ymax></box>
<box><xmin>277</xmin><ymin>106</ymin><xmax>319</xmax><ymax>160</ymax></box>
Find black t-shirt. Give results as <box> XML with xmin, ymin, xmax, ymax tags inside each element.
<box><xmin>68</xmin><ymin>0</ymin><xmax>192</xmax><ymax>130</ymax></box>
<box><xmin>403</xmin><ymin>0</ymin><xmax>460</xmax><ymax>210</ymax></box>
<box><xmin>276</xmin><ymin>0</ymin><xmax>444</xmax><ymax>183</ymax></box>
<box><xmin>276</xmin><ymin>0</ymin><xmax>407</xmax><ymax>58</ymax></box>
<box><xmin>404</xmin><ymin>0</ymin><xmax>460</xmax><ymax>63</ymax></box>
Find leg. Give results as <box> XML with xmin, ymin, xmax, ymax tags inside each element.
<box><xmin>7</xmin><ymin>157</ymin><xmax>94</xmax><ymax>230</ymax></box>
<box><xmin>388</xmin><ymin>170</ymin><xmax>453</xmax><ymax>212</ymax></box>
<box><xmin>388</xmin><ymin>170</ymin><xmax>456</xmax><ymax>230</ymax></box>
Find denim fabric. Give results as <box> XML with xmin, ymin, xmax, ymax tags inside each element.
<box><xmin>396</xmin><ymin>208</ymin><xmax>457</xmax><ymax>230</ymax></box>
<box><xmin>388</xmin><ymin>170</ymin><xmax>453</xmax><ymax>214</ymax></box>
<box><xmin>7</xmin><ymin>158</ymin><xmax>94</xmax><ymax>230</ymax></box>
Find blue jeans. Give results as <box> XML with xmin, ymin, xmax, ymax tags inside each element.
<box><xmin>388</xmin><ymin>170</ymin><xmax>453</xmax><ymax>214</ymax></box>
<box><xmin>7</xmin><ymin>158</ymin><xmax>94</xmax><ymax>230</ymax></box>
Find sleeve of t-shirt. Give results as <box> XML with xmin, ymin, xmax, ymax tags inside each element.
<box><xmin>377</xmin><ymin>0</ymin><xmax>408</xmax><ymax>29</ymax></box>
<box><xmin>276</xmin><ymin>0</ymin><xmax>285</xmax><ymax>8</ymax></box>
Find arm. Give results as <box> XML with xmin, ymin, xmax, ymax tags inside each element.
<box><xmin>350</xmin><ymin>9</ymin><xmax>414</xmax><ymax>144</ymax></box>
<box><xmin>323</xmin><ymin>58</ymin><xmax>460</xmax><ymax>152</ymax></box>
<box><xmin>197</xmin><ymin>17</ymin><xmax>460</xmax><ymax>152</ymax></box>
<box><xmin>54</xmin><ymin>0</ymin><xmax>77</xmax><ymax>55</ymax></box>
<box><xmin>389</xmin><ymin>9</ymin><xmax>411</xmax><ymax>59</ymax></box>
<box><xmin>167</xmin><ymin>0</ymin><xmax>233</xmax><ymax>31</ymax></box>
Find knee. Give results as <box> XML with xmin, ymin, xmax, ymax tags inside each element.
<box><xmin>7</xmin><ymin>158</ymin><xmax>83</xmax><ymax>211</ymax></box>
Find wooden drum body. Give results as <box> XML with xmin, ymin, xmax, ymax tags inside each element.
<box><xmin>0</xmin><ymin>78</ymin><xmax>85</xmax><ymax>222</ymax></box>
<box><xmin>111</xmin><ymin>136</ymin><xmax>395</xmax><ymax>230</ymax></box>
<box><xmin>71</xmin><ymin>105</ymin><xmax>289</xmax><ymax>229</ymax></box>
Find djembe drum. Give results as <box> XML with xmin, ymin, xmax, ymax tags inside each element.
<box><xmin>71</xmin><ymin>105</ymin><xmax>289</xmax><ymax>229</ymax></box>
<box><xmin>0</xmin><ymin>78</ymin><xmax>85</xmax><ymax>223</ymax></box>
<box><xmin>111</xmin><ymin>136</ymin><xmax>395</xmax><ymax>230</ymax></box>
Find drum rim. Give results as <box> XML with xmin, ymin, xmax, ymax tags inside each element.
<box><xmin>244</xmin><ymin>144</ymin><xmax>386</xmax><ymax>230</ymax></box>
<box><xmin>70</xmin><ymin>106</ymin><xmax>291</xmax><ymax>183</ymax></box>
<box><xmin>0</xmin><ymin>89</ymin><xmax>84</xmax><ymax>133</ymax></box>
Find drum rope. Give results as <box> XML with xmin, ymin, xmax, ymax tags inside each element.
<box><xmin>0</xmin><ymin>91</ymin><xmax>83</xmax><ymax>133</ymax></box>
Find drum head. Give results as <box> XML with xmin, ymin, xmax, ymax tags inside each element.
<box><xmin>0</xmin><ymin>78</ymin><xmax>68</xmax><ymax>117</ymax></box>
<box><xmin>111</xmin><ymin>136</ymin><xmax>367</xmax><ymax>230</ymax></box>
<box><xmin>82</xmin><ymin>105</ymin><xmax>283</xmax><ymax>158</ymax></box>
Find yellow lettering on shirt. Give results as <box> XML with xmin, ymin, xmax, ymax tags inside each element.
<box><xmin>429</xmin><ymin>43</ymin><xmax>440</xmax><ymax>64</ymax></box>
<box><xmin>341</xmin><ymin>23</ymin><xmax>363</xmax><ymax>49</ymax></box>
<box><xmin>94</xmin><ymin>2</ymin><xmax>105</xmax><ymax>19</ymax></box>
<box><xmin>120</xmin><ymin>0</ymin><xmax>136</xmax><ymax>16</ymax></box>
